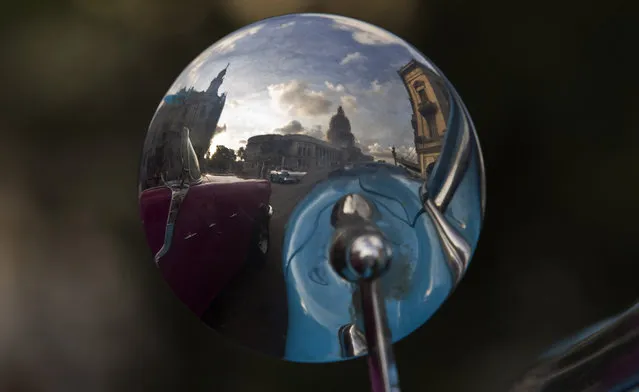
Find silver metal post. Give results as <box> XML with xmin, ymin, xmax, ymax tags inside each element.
<box><xmin>330</xmin><ymin>194</ymin><xmax>401</xmax><ymax>392</ymax></box>
<box><xmin>361</xmin><ymin>279</ymin><xmax>401</xmax><ymax>392</ymax></box>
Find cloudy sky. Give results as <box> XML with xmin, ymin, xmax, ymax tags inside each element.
<box><xmin>164</xmin><ymin>14</ymin><xmax>441</xmax><ymax>160</ymax></box>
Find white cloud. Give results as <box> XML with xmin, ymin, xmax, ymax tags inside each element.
<box><xmin>313</xmin><ymin>14</ymin><xmax>439</xmax><ymax>74</ymax></box>
<box><xmin>365</xmin><ymin>142</ymin><xmax>415</xmax><ymax>160</ymax></box>
<box><xmin>168</xmin><ymin>23</ymin><xmax>265</xmax><ymax>90</ymax></box>
<box><xmin>319</xmin><ymin>14</ymin><xmax>397</xmax><ymax>46</ymax></box>
<box><xmin>340</xmin><ymin>95</ymin><xmax>358</xmax><ymax>112</ymax></box>
<box><xmin>268</xmin><ymin>80</ymin><xmax>332</xmax><ymax>117</ymax></box>
<box><xmin>340</xmin><ymin>51</ymin><xmax>367</xmax><ymax>65</ymax></box>
<box><xmin>227</xmin><ymin>99</ymin><xmax>243</xmax><ymax>108</ymax></box>
<box><xmin>366</xmin><ymin>142</ymin><xmax>388</xmax><ymax>155</ymax></box>
<box><xmin>211</xmin><ymin>23</ymin><xmax>265</xmax><ymax>54</ymax></box>
<box><xmin>324</xmin><ymin>81</ymin><xmax>345</xmax><ymax>92</ymax></box>
<box><xmin>359</xmin><ymin>79</ymin><xmax>396</xmax><ymax>96</ymax></box>
<box><xmin>274</xmin><ymin>120</ymin><xmax>304</xmax><ymax>134</ymax></box>
<box><xmin>276</xmin><ymin>21</ymin><xmax>296</xmax><ymax>29</ymax></box>
<box><xmin>274</xmin><ymin>120</ymin><xmax>326</xmax><ymax>140</ymax></box>
<box><xmin>370</xmin><ymin>79</ymin><xmax>383</xmax><ymax>93</ymax></box>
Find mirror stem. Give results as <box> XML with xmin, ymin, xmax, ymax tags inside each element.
<box><xmin>329</xmin><ymin>193</ymin><xmax>401</xmax><ymax>392</ymax></box>
<box><xmin>361</xmin><ymin>279</ymin><xmax>401</xmax><ymax>392</ymax></box>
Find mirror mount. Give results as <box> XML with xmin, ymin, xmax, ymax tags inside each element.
<box><xmin>329</xmin><ymin>193</ymin><xmax>401</xmax><ymax>392</ymax></box>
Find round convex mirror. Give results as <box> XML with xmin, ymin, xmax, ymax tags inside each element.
<box><xmin>138</xmin><ymin>13</ymin><xmax>486</xmax><ymax>364</ymax></box>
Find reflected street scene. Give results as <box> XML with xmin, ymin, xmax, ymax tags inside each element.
<box><xmin>138</xmin><ymin>13</ymin><xmax>485</xmax><ymax>363</ymax></box>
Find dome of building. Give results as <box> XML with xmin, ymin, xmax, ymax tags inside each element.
<box><xmin>327</xmin><ymin>106</ymin><xmax>354</xmax><ymax>148</ymax></box>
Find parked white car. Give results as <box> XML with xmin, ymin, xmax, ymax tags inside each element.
<box><xmin>269</xmin><ymin>170</ymin><xmax>306</xmax><ymax>184</ymax></box>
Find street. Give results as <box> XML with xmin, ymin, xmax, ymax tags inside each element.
<box><xmin>201</xmin><ymin>169</ymin><xmax>333</xmax><ymax>358</ymax></box>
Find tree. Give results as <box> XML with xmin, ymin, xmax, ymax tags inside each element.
<box><xmin>237</xmin><ymin>146</ymin><xmax>246</xmax><ymax>161</ymax></box>
<box><xmin>206</xmin><ymin>145</ymin><xmax>236</xmax><ymax>172</ymax></box>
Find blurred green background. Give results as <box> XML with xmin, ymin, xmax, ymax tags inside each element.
<box><xmin>0</xmin><ymin>0</ymin><xmax>637</xmax><ymax>391</ymax></box>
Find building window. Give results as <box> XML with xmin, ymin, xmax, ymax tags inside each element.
<box><xmin>417</xmin><ymin>88</ymin><xmax>427</xmax><ymax>102</ymax></box>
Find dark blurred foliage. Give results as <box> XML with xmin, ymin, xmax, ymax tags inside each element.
<box><xmin>205</xmin><ymin>145</ymin><xmax>237</xmax><ymax>173</ymax></box>
<box><xmin>0</xmin><ymin>0</ymin><xmax>637</xmax><ymax>391</ymax></box>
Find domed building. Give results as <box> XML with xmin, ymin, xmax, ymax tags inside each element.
<box><xmin>244</xmin><ymin>107</ymin><xmax>372</xmax><ymax>177</ymax></box>
<box><xmin>327</xmin><ymin>106</ymin><xmax>355</xmax><ymax>149</ymax></box>
<box><xmin>244</xmin><ymin>134</ymin><xmax>344</xmax><ymax>176</ymax></box>
<box><xmin>327</xmin><ymin>106</ymin><xmax>373</xmax><ymax>163</ymax></box>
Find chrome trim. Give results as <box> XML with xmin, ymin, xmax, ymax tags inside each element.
<box><xmin>153</xmin><ymin>127</ymin><xmax>195</xmax><ymax>266</ymax></box>
<box><xmin>458</xmin><ymin>99</ymin><xmax>486</xmax><ymax>219</ymax></box>
<box><xmin>419</xmin><ymin>95</ymin><xmax>481</xmax><ymax>285</ymax></box>
<box><xmin>154</xmin><ymin>185</ymin><xmax>189</xmax><ymax>265</ymax></box>
<box><xmin>423</xmin><ymin>198</ymin><xmax>472</xmax><ymax>285</ymax></box>
<box><xmin>338</xmin><ymin>323</ymin><xmax>368</xmax><ymax>357</ymax></box>
<box><xmin>473</xmin><ymin>120</ymin><xmax>487</xmax><ymax>219</ymax></box>
<box><xmin>420</xmin><ymin>99</ymin><xmax>473</xmax><ymax>213</ymax></box>
<box><xmin>432</xmin><ymin>119</ymin><xmax>472</xmax><ymax>212</ymax></box>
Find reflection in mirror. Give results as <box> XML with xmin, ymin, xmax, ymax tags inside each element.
<box><xmin>138</xmin><ymin>13</ymin><xmax>485</xmax><ymax>365</ymax></box>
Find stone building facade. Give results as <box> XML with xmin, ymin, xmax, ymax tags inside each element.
<box><xmin>243</xmin><ymin>106</ymin><xmax>372</xmax><ymax>176</ymax></box>
<box><xmin>398</xmin><ymin>59</ymin><xmax>450</xmax><ymax>176</ymax></box>
<box><xmin>244</xmin><ymin>134</ymin><xmax>345</xmax><ymax>173</ymax></box>
<box><xmin>149</xmin><ymin>65</ymin><xmax>228</xmax><ymax>161</ymax></box>
<box><xmin>140</xmin><ymin>66</ymin><xmax>228</xmax><ymax>189</ymax></box>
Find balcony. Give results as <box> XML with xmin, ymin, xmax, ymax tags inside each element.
<box><xmin>414</xmin><ymin>135</ymin><xmax>429</xmax><ymax>144</ymax></box>
<box><xmin>418</xmin><ymin>100</ymin><xmax>438</xmax><ymax>117</ymax></box>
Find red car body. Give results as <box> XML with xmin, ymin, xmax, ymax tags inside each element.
<box><xmin>140</xmin><ymin>175</ymin><xmax>272</xmax><ymax>317</ymax></box>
